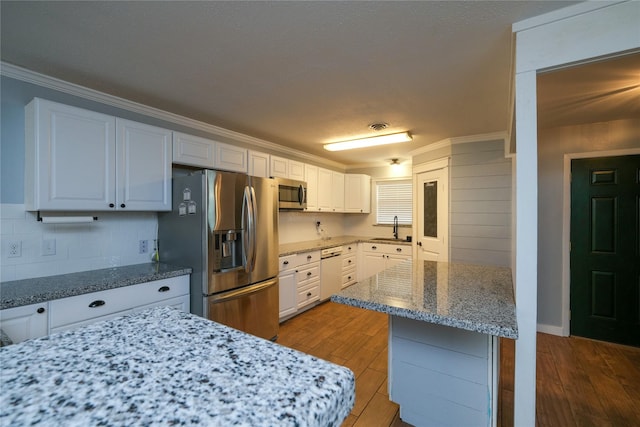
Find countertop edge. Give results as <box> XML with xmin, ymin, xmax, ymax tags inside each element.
<box><xmin>279</xmin><ymin>235</ymin><xmax>412</xmax><ymax>256</ymax></box>
<box><xmin>332</xmin><ymin>293</ymin><xmax>519</xmax><ymax>340</ymax></box>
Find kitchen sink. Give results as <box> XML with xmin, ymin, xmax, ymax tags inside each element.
<box><xmin>370</xmin><ymin>238</ymin><xmax>404</xmax><ymax>241</ymax></box>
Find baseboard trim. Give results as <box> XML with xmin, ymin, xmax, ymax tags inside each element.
<box><xmin>537</xmin><ymin>323</ymin><xmax>566</xmax><ymax>336</ymax></box>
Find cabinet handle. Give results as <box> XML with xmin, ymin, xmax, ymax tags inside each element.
<box><xmin>307</xmin><ymin>272</ymin><xmax>312</xmax><ymax>276</ymax></box>
<box><xmin>158</xmin><ymin>286</ymin><xmax>170</xmax><ymax>292</ymax></box>
<box><xmin>348</xmin><ymin>246</ymin><xmax>351</xmax><ymax>250</ymax></box>
<box><xmin>348</xmin><ymin>276</ymin><xmax>352</xmax><ymax>280</ymax></box>
<box><xmin>417</xmin><ymin>242</ymin><xmax>422</xmax><ymax>246</ymax></box>
<box><xmin>109</xmin><ymin>203</ymin><xmax>115</xmax><ymax>208</ymax></box>
<box><xmin>372</xmin><ymin>246</ymin><xmax>377</xmax><ymax>250</ymax></box>
<box><xmin>283</xmin><ymin>260</ymin><xmax>289</xmax><ymax>265</ymax></box>
<box><xmin>89</xmin><ymin>300</ymin><xmax>106</xmax><ymax>308</ymax></box>
<box><xmin>348</xmin><ymin>260</ymin><xmax>352</xmax><ymax>264</ymax></box>
<box><xmin>396</xmin><ymin>248</ymin><xmax>402</xmax><ymax>252</ymax></box>
<box><xmin>307</xmin><ymin>292</ymin><xmax>312</xmax><ymax>297</ymax></box>
<box><xmin>307</xmin><ymin>255</ymin><xmax>312</xmax><ymax>260</ymax></box>
<box><xmin>37</xmin><ymin>307</ymin><xmax>45</xmax><ymax>314</ymax></box>
<box><xmin>120</xmin><ymin>203</ymin><xmax>126</xmax><ymax>208</ymax></box>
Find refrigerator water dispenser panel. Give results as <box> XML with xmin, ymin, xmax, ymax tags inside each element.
<box><xmin>213</xmin><ymin>230</ymin><xmax>243</xmax><ymax>272</ymax></box>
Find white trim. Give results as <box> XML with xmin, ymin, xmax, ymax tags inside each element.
<box><xmin>409</xmin><ymin>131</ymin><xmax>508</xmax><ymax>157</ymax></box>
<box><xmin>536</xmin><ymin>323</ymin><xmax>565</xmax><ymax>337</ymax></box>
<box><xmin>0</xmin><ymin>61</ymin><xmax>345</xmax><ymax>170</ymax></box>
<box><xmin>512</xmin><ymin>1</ymin><xmax>624</xmax><ymax>32</ymax></box>
<box><xmin>411</xmin><ymin>157</ymin><xmax>450</xmax><ymax>174</ymax></box>
<box><xmin>561</xmin><ymin>147</ymin><xmax>640</xmax><ymax>336</ymax></box>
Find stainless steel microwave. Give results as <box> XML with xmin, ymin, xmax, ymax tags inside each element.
<box><xmin>277</xmin><ymin>177</ymin><xmax>307</xmax><ymax>210</ymax></box>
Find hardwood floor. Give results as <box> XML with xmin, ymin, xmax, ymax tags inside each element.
<box><xmin>277</xmin><ymin>302</ymin><xmax>640</xmax><ymax>427</ymax></box>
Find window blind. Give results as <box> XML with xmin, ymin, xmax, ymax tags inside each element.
<box><xmin>376</xmin><ymin>180</ymin><xmax>412</xmax><ymax>225</ymax></box>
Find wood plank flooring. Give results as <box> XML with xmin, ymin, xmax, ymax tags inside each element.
<box><xmin>277</xmin><ymin>302</ymin><xmax>640</xmax><ymax>427</ymax></box>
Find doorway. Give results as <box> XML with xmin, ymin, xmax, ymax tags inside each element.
<box><xmin>570</xmin><ymin>154</ymin><xmax>640</xmax><ymax>346</ymax></box>
<box><xmin>413</xmin><ymin>159</ymin><xmax>449</xmax><ymax>262</ymax></box>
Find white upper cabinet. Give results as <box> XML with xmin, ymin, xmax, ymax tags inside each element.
<box><xmin>317</xmin><ymin>168</ymin><xmax>333</xmax><ymax>212</ymax></box>
<box><xmin>332</xmin><ymin>172</ymin><xmax>345</xmax><ymax>212</ymax></box>
<box><xmin>344</xmin><ymin>174</ymin><xmax>371</xmax><ymax>213</ymax></box>
<box><xmin>289</xmin><ymin>160</ymin><xmax>305</xmax><ymax>181</ymax></box>
<box><xmin>172</xmin><ymin>132</ymin><xmax>215</xmax><ymax>168</ymax></box>
<box><xmin>214</xmin><ymin>142</ymin><xmax>247</xmax><ymax>173</ymax></box>
<box><xmin>25</xmin><ymin>98</ymin><xmax>116</xmax><ymax>211</ymax></box>
<box><xmin>270</xmin><ymin>156</ymin><xmax>305</xmax><ymax>181</ymax></box>
<box><xmin>116</xmin><ymin>119</ymin><xmax>172</xmax><ymax>211</ymax></box>
<box><xmin>270</xmin><ymin>155</ymin><xmax>289</xmax><ymax>178</ymax></box>
<box><xmin>25</xmin><ymin>98</ymin><xmax>172</xmax><ymax>212</ymax></box>
<box><xmin>248</xmin><ymin>150</ymin><xmax>270</xmax><ymax>177</ymax></box>
<box><xmin>304</xmin><ymin>164</ymin><xmax>319</xmax><ymax>211</ymax></box>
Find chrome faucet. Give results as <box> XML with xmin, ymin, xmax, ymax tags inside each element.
<box><xmin>393</xmin><ymin>215</ymin><xmax>399</xmax><ymax>240</ymax></box>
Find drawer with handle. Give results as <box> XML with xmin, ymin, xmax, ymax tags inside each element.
<box><xmin>279</xmin><ymin>254</ymin><xmax>297</xmax><ymax>272</ymax></box>
<box><xmin>297</xmin><ymin>285</ymin><xmax>319</xmax><ymax>308</ymax></box>
<box><xmin>50</xmin><ymin>276</ymin><xmax>189</xmax><ymax>328</ymax></box>
<box><xmin>295</xmin><ymin>264</ymin><xmax>320</xmax><ymax>285</ymax></box>
<box><xmin>342</xmin><ymin>254</ymin><xmax>356</xmax><ymax>270</ymax></box>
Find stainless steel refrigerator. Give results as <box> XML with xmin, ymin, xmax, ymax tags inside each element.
<box><xmin>158</xmin><ymin>170</ymin><xmax>279</xmax><ymax>340</ymax></box>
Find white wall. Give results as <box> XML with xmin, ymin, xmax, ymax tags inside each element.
<box><xmin>278</xmin><ymin>211</ymin><xmax>346</xmax><ymax>244</ymax></box>
<box><xmin>537</xmin><ymin>118</ymin><xmax>640</xmax><ymax>330</ymax></box>
<box><xmin>0</xmin><ymin>204</ymin><xmax>157</xmax><ymax>281</ymax></box>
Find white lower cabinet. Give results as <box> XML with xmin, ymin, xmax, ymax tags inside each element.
<box><xmin>0</xmin><ymin>303</ymin><xmax>49</xmax><ymax>344</ymax></box>
<box><xmin>360</xmin><ymin>243</ymin><xmax>411</xmax><ymax>280</ymax></box>
<box><xmin>278</xmin><ymin>251</ymin><xmax>321</xmax><ymax>321</ymax></box>
<box><xmin>50</xmin><ymin>275</ymin><xmax>189</xmax><ymax>333</ymax></box>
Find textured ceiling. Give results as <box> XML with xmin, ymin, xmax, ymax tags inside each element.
<box><xmin>3</xmin><ymin>1</ymin><xmax>632</xmax><ymax>167</ymax></box>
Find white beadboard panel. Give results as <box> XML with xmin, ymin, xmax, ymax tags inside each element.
<box><xmin>451</xmin><ymin>224</ymin><xmax>510</xmax><ymax>239</ymax></box>
<box><xmin>451</xmin><ymin>200</ymin><xmax>511</xmax><ymax>214</ymax></box>
<box><xmin>451</xmin><ymin>248</ymin><xmax>511</xmax><ymax>267</ymax></box>
<box><xmin>450</xmin><ymin>162</ymin><xmax>512</xmax><ymax>178</ymax></box>
<box><xmin>451</xmin><ymin>175</ymin><xmax>511</xmax><ymax>190</ymax></box>
<box><xmin>451</xmin><ymin>212</ymin><xmax>511</xmax><ymax>226</ymax></box>
<box><xmin>450</xmin><ymin>236</ymin><xmax>511</xmax><ymax>252</ymax></box>
<box><xmin>451</xmin><ymin>188</ymin><xmax>512</xmax><ymax>201</ymax></box>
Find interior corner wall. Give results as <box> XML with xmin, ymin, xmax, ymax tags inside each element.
<box><xmin>537</xmin><ymin>118</ymin><xmax>640</xmax><ymax>329</ymax></box>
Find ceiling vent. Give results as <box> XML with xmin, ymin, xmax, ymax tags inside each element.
<box><xmin>368</xmin><ymin>123</ymin><xmax>389</xmax><ymax>131</ymax></box>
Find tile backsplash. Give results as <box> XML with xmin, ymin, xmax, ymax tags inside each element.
<box><xmin>0</xmin><ymin>204</ymin><xmax>158</xmax><ymax>282</ymax></box>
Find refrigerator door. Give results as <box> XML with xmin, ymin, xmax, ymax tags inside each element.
<box><xmin>247</xmin><ymin>176</ymin><xmax>279</xmax><ymax>284</ymax></box>
<box><xmin>205</xmin><ymin>277</ymin><xmax>279</xmax><ymax>341</ymax></box>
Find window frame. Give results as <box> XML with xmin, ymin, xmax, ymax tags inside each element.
<box><xmin>375</xmin><ymin>178</ymin><xmax>413</xmax><ymax>226</ymax></box>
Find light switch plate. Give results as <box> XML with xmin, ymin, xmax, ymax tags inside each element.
<box><xmin>42</xmin><ymin>239</ymin><xmax>56</xmax><ymax>256</ymax></box>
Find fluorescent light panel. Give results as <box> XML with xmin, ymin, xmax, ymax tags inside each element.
<box><xmin>323</xmin><ymin>131</ymin><xmax>412</xmax><ymax>151</ymax></box>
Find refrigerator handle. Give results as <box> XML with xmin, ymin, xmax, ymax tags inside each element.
<box><xmin>248</xmin><ymin>185</ymin><xmax>258</xmax><ymax>271</ymax></box>
<box><xmin>242</xmin><ymin>186</ymin><xmax>251</xmax><ymax>273</ymax></box>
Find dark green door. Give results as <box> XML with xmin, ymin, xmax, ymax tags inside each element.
<box><xmin>570</xmin><ymin>155</ymin><xmax>640</xmax><ymax>346</ymax></box>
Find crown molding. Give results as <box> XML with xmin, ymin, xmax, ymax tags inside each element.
<box><xmin>0</xmin><ymin>61</ymin><xmax>345</xmax><ymax>170</ymax></box>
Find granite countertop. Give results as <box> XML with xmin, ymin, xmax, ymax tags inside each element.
<box><xmin>280</xmin><ymin>235</ymin><xmax>411</xmax><ymax>256</ymax></box>
<box><xmin>332</xmin><ymin>259</ymin><xmax>518</xmax><ymax>339</ymax></box>
<box><xmin>0</xmin><ymin>306</ymin><xmax>355</xmax><ymax>426</ymax></box>
<box><xmin>0</xmin><ymin>263</ymin><xmax>192</xmax><ymax>310</ymax></box>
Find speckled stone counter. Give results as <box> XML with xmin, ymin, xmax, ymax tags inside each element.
<box><xmin>332</xmin><ymin>259</ymin><xmax>517</xmax><ymax>339</ymax></box>
<box><xmin>280</xmin><ymin>235</ymin><xmax>410</xmax><ymax>256</ymax></box>
<box><xmin>0</xmin><ymin>306</ymin><xmax>355</xmax><ymax>426</ymax></box>
<box><xmin>0</xmin><ymin>263</ymin><xmax>192</xmax><ymax>310</ymax></box>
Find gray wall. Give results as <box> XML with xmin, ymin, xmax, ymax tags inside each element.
<box><xmin>537</xmin><ymin>118</ymin><xmax>640</xmax><ymax>328</ymax></box>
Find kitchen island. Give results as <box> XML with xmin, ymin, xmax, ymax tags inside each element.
<box><xmin>0</xmin><ymin>306</ymin><xmax>355</xmax><ymax>426</ymax></box>
<box><xmin>332</xmin><ymin>260</ymin><xmax>517</xmax><ymax>427</ymax></box>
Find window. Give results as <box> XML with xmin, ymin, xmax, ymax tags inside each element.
<box><xmin>376</xmin><ymin>180</ymin><xmax>412</xmax><ymax>225</ymax></box>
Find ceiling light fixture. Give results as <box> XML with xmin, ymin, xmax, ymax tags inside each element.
<box><xmin>390</xmin><ymin>158</ymin><xmax>400</xmax><ymax>165</ymax></box>
<box><xmin>323</xmin><ymin>131</ymin><xmax>412</xmax><ymax>152</ymax></box>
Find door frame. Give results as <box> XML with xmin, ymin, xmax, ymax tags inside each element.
<box><xmin>412</xmin><ymin>157</ymin><xmax>450</xmax><ymax>262</ymax></box>
<box><xmin>560</xmin><ymin>147</ymin><xmax>640</xmax><ymax>336</ymax></box>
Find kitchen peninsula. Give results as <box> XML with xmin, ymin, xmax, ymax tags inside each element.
<box><xmin>332</xmin><ymin>259</ymin><xmax>518</xmax><ymax>427</ymax></box>
<box><xmin>0</xmin><ymin>306</ymin><xmax>355</xmax><ymax>426</ymax></box>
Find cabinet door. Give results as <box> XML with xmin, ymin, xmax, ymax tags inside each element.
<box><xmin>317</xmin><ymin>168</ymin><xmax>333</xmax><ymax>211</ymax></box>
<box><xmin>25</xmin><ymin>98</ymin><xmax>116</xmax><ymax>211</ymax></box>
<box><xmin>0</xmin><ymin>303</ymin><xmax>49</xmax><ymax>344</ymax></box>
<box><xmin>172</xmin><ymin>132</ymin><xmax>215</xmax><ymax>168</ymax></box>
<box><xmin>345</xmin><ymin>174</ymin><xmax>371</xmax><ymax>213</ymax></box>
<box><xmin>116</xmin><ymin>119</ymin><xmax>172</xmax><ymax>211</ymax></box>
<box><xmin>304</xmin><ymin>164</ymin><xmax>319</xmax><ymax>211</ymax></box>
<box><xmin>363</xmin><ymin>251</ymin><xmax>386</xmax><ymax>279</ymax></box>
<box><xmin>214</xmin><ymin>142</ymin><xmax>247</xmax><ymax>172</ymax></box>
<box><xmin>332</xmin><ymin>172</ymin><xmax>345</xmax><ymax>212</ymax></box>
<box><xmin>279</xmin><ymin>271</ymin><xmax>297</xmax><ymax>319</ymax></box>
<box><xmin>270</xmin><ymin>155</ymin><xmax>289</xmax><ymax>178</ymax></box>
<box><xmin>248</xmin><ymin>151</ymin><xmax>270</xmax><ymax>177</ymax></box>
<box><xmin>289</xmin><ymin>160</ymin><xmax>305</xmax><ymax>181</ymax></box>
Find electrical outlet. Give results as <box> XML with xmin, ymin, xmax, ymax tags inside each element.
<box><xmin>139</xmin><ymin>240</ymin><xmax>149</xmax><ymax>254</ymax></box>
<box><xmin>42</xmin><ymin>239</ymin><xmax>56</xmax><ymax>256</ymax></box>
<box><xmin>8</xmin><ymin>241</ymin><xmax>22</xmax><ymax>258</ymax></box>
